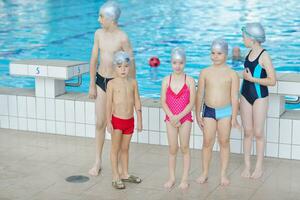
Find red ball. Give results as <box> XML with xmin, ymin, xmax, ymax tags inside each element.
<box><xmin>149</xmin><ymin>57</ymin><xmax>160</xmax><ymax>67</ymax></box>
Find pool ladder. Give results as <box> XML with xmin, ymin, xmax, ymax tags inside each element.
<box><xmin>65</xmin><ymin>74</ymin><xmax>82</xmax><ymax>87</ymax></box>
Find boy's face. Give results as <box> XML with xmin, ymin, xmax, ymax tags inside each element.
<box><xmin>171</xmin><ymin>59</ymin><xmax>185</xmax><ymax>74</ymax></box>
<box><xmin>211</xmin><ymin>49</ymin><xmax>227</xmax><ymax>65</ymax></box>
<box><xmin>115</xmin><ymin>62</ymin><xmax>130</xmax><ymax>78</ymax></box>
<box><xmin>98</xmin><ymin>14</ymin><xmax>113</xmax><ymax>28</ymax></box>
<box><xmin>242</xmin><ymin>32</ymin><xmax>253</xmax><ymax>48</ymax></box>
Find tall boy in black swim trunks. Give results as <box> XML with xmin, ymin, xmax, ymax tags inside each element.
<box><xmin>88</xmin><ymin>1</ymin><xmax>136</xmax><ymax>176</ymax></box>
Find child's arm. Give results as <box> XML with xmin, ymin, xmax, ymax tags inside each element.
<box><xmin>195</xmin><ymin>70</ymin><xmax>206</xmax><ymax>128</ymax></box>
<box><xmin>88</xmin><ymin>30</ymin><xmax>100</xmax><ymax>99</ymax></box>
<box><xmin>133</xmin><ymin>80</ymin><xmax>142</xmax><ymax>132</ymax></box>
<box><xmin>243</xmin><ymin>52</ymin><xmax>276</xmax><ymax>86</ymax></box>
<box><xmin>122</xmin><ymin>34</ymin><xmax>136</xmax><ymax>79</ymax></box>
<box><xmin>176</xmin><ymin>77</ymin><xmax>196</xmax><ymax>119</ymax></box>
<box><xmin>231</xmin><ymin>71</ymin><xmax>241</xmax><ymax>129</ymax></box>
<box><xmin>106</xmin><ymin>82</ymin><xmax>113</xmax><ymax>134</ymax></box>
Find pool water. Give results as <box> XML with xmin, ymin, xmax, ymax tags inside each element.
<box><xmin>0</xmin><ymin>0</ymin><xmax>299</xmax><ymax>102</ymax></box>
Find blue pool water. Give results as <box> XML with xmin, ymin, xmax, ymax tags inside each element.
<box><xmin>0</xmin><ymin>0</ymin><xmax>300</xmax><ymax>100</ymax></box>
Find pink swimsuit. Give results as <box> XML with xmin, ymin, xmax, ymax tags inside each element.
<box><xmin>165</xmin><ymin>74</ymin><xmax>193</xmax><ymax>124</ymax></box>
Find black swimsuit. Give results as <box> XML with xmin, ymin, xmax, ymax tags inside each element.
<box><xmin>96</xmin><ymin>73</ymin><xmax>113</xmax><ymax>92</ymax></box>
<box><xmin>241</xmin><ymin>49</ymin><xmax>269</xmax><ymax>105</ymax></box>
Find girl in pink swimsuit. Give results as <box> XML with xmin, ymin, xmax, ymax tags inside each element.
<box><xmin>161</xmin><ymin>47</ymin><xmax>196</xmax><ymax>190</ymax></box>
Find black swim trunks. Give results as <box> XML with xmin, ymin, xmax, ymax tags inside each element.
<box><xmin>96</xmin><ymin>73</ymin><xmax>113</xmax><ymax>92</ymax></box>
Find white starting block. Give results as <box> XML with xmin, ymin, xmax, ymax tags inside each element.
<box><xmin>10</xmin><ymin>59</ymin><xmax>89</xmax><ymax>98</ymax></box>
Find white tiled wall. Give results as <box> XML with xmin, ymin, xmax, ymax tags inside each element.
<box><xmin>1</xmin><ymin>93</ymin><xmax>300</xmax><ymax>161</ymax></box>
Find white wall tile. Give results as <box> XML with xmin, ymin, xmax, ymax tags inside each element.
<box><xmin>231</xmin><ymin>127</ymin><xmax>242</xmax><ymax>139</ymax></box>
<box><xmin>55</xmin><ymin>99</ymin><xmax>65</xmax><ymax>121</ymax></box>
<box><xmin>160</xmin><ymin>132</ymin><xmax>168</xmax><ymax>146</ymax></box>
<box><xmin>28</xmin><ymin>65</ymin><xmax>47</xmax><ymax>76</ymax></box>
<box><xmin>9</xmin><ymin>63</ymin><xmax>28</xmax><ymax>75</ymax></box>
<box><xmin>279</xmin><ymin>119</ymin><xmax>292</xmax><ymax>144</ymax></box>
<box><xmin>138</xmin><ymin>130</ymin><xmax>148</xmax><ymax>144</ymax></box>
<box><xmin>266</xmin><ymin>143</ymin><xmax>279</xmax><ymax>158</ymax></box>
<box><xmin>142</xmin><ymin>107</ymin><xmax>148</xmax><ymax>130</ymax></box>
<box><xmin>193</xmin><ymin>120</ymin><xmax>203</xmax><ymax>136</ymax></box>
<box><xmin>46</xmin><ymin>120</ymin><xmax>56</xmax><ymax>134</ymax></box>
<box><xmin>279</xmin><ymin>144</ymin><xmax>291</xmax><ymax>159</ymax></box>
<box><xmin>148</xmin><ymin>107</ymin><xmax>159</xmax><ymax>131</ymax></box>
<box><xmin>17</xmin><ymin>96</ymin><xmax>27</xmax><ymax>118</ymax></box>
<box><xmin>159</xmin><ymin>108</ymin><xmax>166</xmax><ymax>133</ymax></box>
<box><xmin>8</xmin><ymin>95</ymin><xmax>17</xmax><ymax>116</ymax></box>
<box><xmin>75</xmin><ymin>101</ymin><xmax>85</xmax><ymax>123</ymax></box>
<box><xmin>45</xmin><ymin>98</ymin><xmax>55</xmax><ymax>120</ymax></box>
<box><xmin>267</xmin><ymin>94</ymin><xmax>285</xmax><ymax>118</ymax></box>
<box><xmin>0</xmin><ymin>95</ymin><xmax>8</xmax><ymax>115</ymax></box>
<box><xmin>0</xmin><ymin>116</ymin><xmax>9</xmax><ymax>128</ymax></box>
<box><xmin>213</xmin><ymin>141</ymin><xmax>219</xmax><ymax>151</ymax></box>
<box><xmin>36</xmin><ymin>119</ymin><xmax>46</xmax><ymax>133</ymax></box>
<box><xmin>36</xmin><ymin>98</ymin><xmax>46</xmax><ymax>119</ymax></box>
<box><xmin>27</xmin><ymin>119</ymin><xmax>37</xmax><ymax>132</ymax></box>
<box><xmin>56</xmin><ymin>121</ymin><xmax>65</xmax><ymax>135</ymax></box>
<box><xmin>131</xmin><ymin>131</ymin><xmax>138</xmax><ymax>143</ymax></box>
<box><xmin>292</xmin><ymin>145</ymin><xmax>300</xmax><ymax>160</ymax></box>
<box><xmin>76</xmin><ymin>123</ymin><xmax>85</xmax><ymax>137</ymax></box>
<box><xmin>194</xmin><ymin>135</ymin><xmax>203</xmax><ymax>149</ymax></box>
<box><xmin>230</xmin><ymin>139</ymin><xmax>241</xmax><ymax>154</ymax></box>
<box><xmin>278</xmin><ymin>81</ymin><xmax>300</xmax><ymax>96</ymax></box>
<box><xmin>18</xmin><ymin>118</ymin><xmax>27</xmax><ymax>131</ymax></box>
<box><xmin>26</xmin><ymin>97</ymin><xmax>36</xmax><ymax>118</ymax></box>
<box><xmin>189</xmin><ymin>134</ymin><xmax>194</xmax><ymax>149</ymax></box>
<box><xmin>252</xmin><ymin>140</ymin><xmax>257</xmax><ymax>155</ymax></box>
<box><xmin>85</xmin><ymin>102</ymin><xmax>95</xmax><ymax>124</ymax></box>
<box><xmin>105</xmin><ymin>131</ymin><xmax>111</xmax><ymax>140</ymax></box>
<box><xmin>35</xmin><ymin>77</ymin><xmax>45</xmax><ymax>97</ymax></box>
<box><xmin>85</xmin><ymin>124</ymin><xmax>95</xmax><ymax>138</ymax></box>
<box><xmin>149</xmin><ymin>131</ymin><xmax>160</xmax><ymax>145</ymax></box>
<box><xmin>266</xmin><ymin>118</ymin><xmax>279</xmax><ymax>143</ymax></box>
<box><xmin>65</xmin><ymin>100</ymin><xmax>75</xmax><ymax>122</ymax></box>
<box><xmin>66</xmin><ymin>122</ymin><xmax>76</xmax><ymax>136</ymax></box>
<box><xmin>9</xmin><ymin>116</ymin><xmax>18</xmax><ymax>129</ymax></box>
<box><xmin>292</xmin><ymin>120</ymin><xmax>300</xmax><ymax>145</ymax></box>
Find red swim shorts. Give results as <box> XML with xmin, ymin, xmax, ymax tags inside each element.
<box><xmin>111</xmin><ymin>115</ymin><xmax>134</xmax><ymax>135</ymax></box>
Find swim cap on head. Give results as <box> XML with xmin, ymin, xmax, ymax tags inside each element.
<box><xmin>171</xmin><ymin>47</ymin><xmax>186</xmax><ymax>62</ymax></box>
<box><xmin>99</xmin><ymin>1</ymin><xmax>121</xmax><ymax>22</ymax></box>
<box><xmin>241</xmin><ymin>22</ymin><xmax>266</xmax><ymax>43</ymax></box>
<box><xmin>113</xmin><ymin>51</ymin><xmax>130</xmax><ymax>65</ymax></box>
<box><xmin>211</xmin><ymin>38</ymin><xmax>228</xmax><ymax>55</ymax></box>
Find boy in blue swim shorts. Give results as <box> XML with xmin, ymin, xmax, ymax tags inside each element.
<box><xmin>195</xmin><ymin>38</ymin><xmax>240</xmax><ymax>186</ymax></box>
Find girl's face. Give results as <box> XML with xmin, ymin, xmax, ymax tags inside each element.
<box><xmin>115</xmin><ymin>62</ymin><xmax>130</xmax><ymax>78</ymax></box>
<box><xmin>98</xmin><ymin>14</ymin><xmax>113</xmax><ymax>29</ymax></box>
<box><xmin>171</xmin><ymin>59</ymin><xmax>185</xmax><ymax>74</ymax></box>
<box><xmin>211</xmin><ymin>49</ymin><xmax>227</xmax><ymax>65</ymax></box>
<box><xmin>242</xmin><ymin>32</ymin><xmax>254</xmax><ymax>48</ymax></box>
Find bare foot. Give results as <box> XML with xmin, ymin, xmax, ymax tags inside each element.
<box><xmin>164</xmin><ymin>179</ymin><xmax>175</xmax><ymax>189</ymax></box>
<box><xmin>88</xmin><ymin>162</ymin><xmax>101</xmax><ymax>176</ymax></box>
<box><xmin>241</xmin><ymin>167</ymin><xmax>251</xmax><ymax>178</ymax></box>
<box><xmin>178</xmin><ymin>181</ymin><xmax>189</xmax><ymax>190</ymax></box>
<box><xmin>196</xmin><ymin>175</ymin><xmax>208</xmax><ymax>184</ymax></box>
<box><xmin>220</xmin><ymin>176</ymin><xmax>230</xmax><ymax>186</ymax></box>
<box><xmin>251</xmin><ymin>168</ymin><xmax>263</xmax><ymax>179</ymax></box>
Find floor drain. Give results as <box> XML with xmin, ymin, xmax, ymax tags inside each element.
<box><xmin>65</xmin><ymin>175</ymin><xmax>89</xmax><ymax>183</ymax></box>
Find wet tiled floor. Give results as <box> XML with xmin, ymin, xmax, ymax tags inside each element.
<box><xmin>0</xmin><ymin>128</ymin><xmax>299</xmax><ymax>200</ymax></box>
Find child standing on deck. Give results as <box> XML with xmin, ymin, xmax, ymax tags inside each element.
<box><xmin>195</xmin><ymin>38</ymin><xmax>240</xmax><ymax>186</ymax></box>
<box><xmin>106</xmin><ymin>51</ymin><xmax>142</xmax><ymax>189</ymax></box>
<box><xmin>88</xmin><ymin>1</ymin><xmax>136</xmax><ymax>176</ymax></box>
<box><xmin>161</xmin><ymin>48</ymin><xmax>196</xmax><ymax>190</ymax></box>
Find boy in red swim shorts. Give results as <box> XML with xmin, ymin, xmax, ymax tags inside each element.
<box><xmin>106</xmin><ymin>51</ymin><xmax>142</xmax><ymax>189</ymax></box>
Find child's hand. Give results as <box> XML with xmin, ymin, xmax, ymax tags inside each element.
<box><xmin>137</xmin><ymin>120</ymin><xmax>143</xmax><ymax>133</ymax></box>
<box><xmin>88</xmin><ymin>84</ymin><xmax>97</xmax><ymax>99</ymax></box>
<box><xmin>107</xmin><ymin>122</ymin><xmax>113</xmax><ymax>134</ymax></box>
<box><xmin>243</xmin><ymin>68</ymin><xmax>254</xmax><ymax>82</ymax></box>
<box><xmin>197</xmin><ymin>117</ymin><xmax>204</xmax><ymax>130</ymax></box>
<box><xmin>231</xmin><ymin>118</ymin><xmax>241</xmax><ymax>130</ymax></box>
<box><xmin>170</xmin><ymin>115</ymin><xmax>180</xmax><ymax>126</ymax></box>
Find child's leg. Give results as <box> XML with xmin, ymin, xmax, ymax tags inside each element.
<box><xmin>252</xmin><ymin>97</ymin><xmax>268</xmax><ymax>179</ymax></box>
<box><xmin>240</xmin><ymin>95</ymin><xmax>254</xmax><ymax>178</ymax></box>
<box><xmin>119</xmin><ymin>134</ymin><xmax>133</xmax><ymax>179</ymax></box>
<box><xmin>164</xmin><ymin>122</ymin><xmax>179</xmax><ymax>189</ymax></box>
<box><xmin>196</xmin><ymin>118</ymin><xmax>217</xmax><ymax>184</ymax></box>
<box><xmin>217</xmin><ymin>117</ymin><xmax>231</xmax><ymax>186</ymax></box>
<box><xmin>178</xmin><ymin>121</ymin><xmax>192</xmax><ymax>189</ymax></box>
<box><xmin>89</xmin><ymin>86</ymin><xmax>107</xmax><ymax>176</ymax></box>
<box><xmin>111</xmin><ymin>130</ymin><xmax>123</xmax><ymax>181</ymax></box>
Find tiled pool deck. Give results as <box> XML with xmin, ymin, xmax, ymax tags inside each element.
<box><xmin>0</xmin><ymin>128</ymin><xmax>300</xmax><ymax>200</ymax></box>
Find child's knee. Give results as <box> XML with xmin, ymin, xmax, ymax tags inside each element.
<box><xmin>96</xmin><ymin>121</ymin><xmax>106</xmax><ymax>131</ymax></box>
<box><xmin>169</xmin><ymin>146</ymin><xmax>178</xmax><ymax>155</ymax></box>
<box><xmin>254</xmin><ymin>129</ymin><xmax>264</xmax><ymax>140</ymax></box>
<box><xmin>203</xmin><ymin>139</ymin><xmax>214</xmax><ymax>149</ymax></box>
<box><xmin>243</xmin><ymin>128</ymin><xmax>254</xmax><ymax>138</ymax></box>
<box><xmin>218</xmin><ymin>138</ymin><xmax>229</xmax><ymax>148</ymax></box>
<box><xmin>180</xmin><ymin>145</ymin><xmax>189</xmax><ymax>154</ymax></box>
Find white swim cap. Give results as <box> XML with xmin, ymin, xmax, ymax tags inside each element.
<box><xmin>242</xmin><ymin>22</ymin><xmax>266</xmax><ymax>43</ymax></box>
<box><xmin>211</xmin><ymin>38</ymin><xmax>228</xmax><ymax>55</ymax></box>
<box><xmin>99</xmin><ymin>1</ymin><xmax>121</xmax><ymax>22</ymax></box>
<box><xmin>171</xmin><ymin>47</ymin><xmax>186</xmax><ymax>62</ymax></box>
<box><xmin>113</xmin><ymin>51</ymin><xmax>130</xmax><ymax>65</ymax></box>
